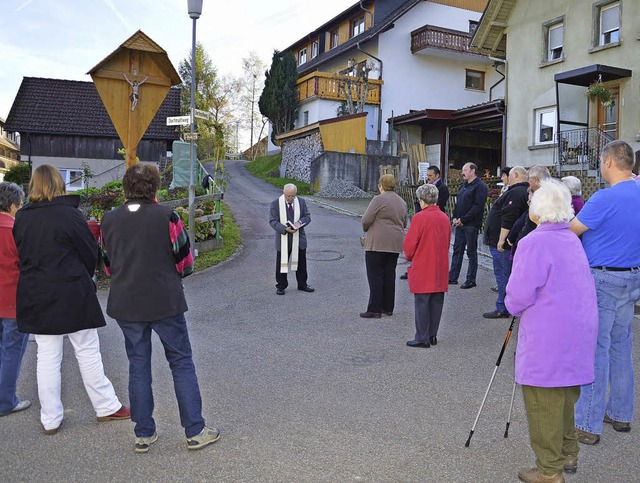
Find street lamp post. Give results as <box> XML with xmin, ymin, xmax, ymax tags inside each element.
<box><xmin>187</xmin><ymin>0</ymin><xmax>203</xmax><ymax>254</ymax></box>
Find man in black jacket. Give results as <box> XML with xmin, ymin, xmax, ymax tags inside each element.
<box><xmin>448</xmin><ymin>163</ymin><xmax>488</xmax><ymax>289</ymax></box>
<box><xmin>482</xmin><ymin>166</ymin><xmax>530</xmax><ymax>318</ymax></box>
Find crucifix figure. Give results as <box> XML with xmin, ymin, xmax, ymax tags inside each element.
<box><xmin>123</xmin><ymin>73</ymin><xmax>148</xmax><ymax>111</ymax></box>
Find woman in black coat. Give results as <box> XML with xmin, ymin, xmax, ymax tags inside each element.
<box><xmin>13</xmin><ymin>165</ymin><xmax>129</xmax><ymax>434</ymax></box>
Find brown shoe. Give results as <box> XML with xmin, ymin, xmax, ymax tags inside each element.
<box><xmin>359</xmin><ymin>311</ymin><xmax>381</xmax><ymax>319</ymax></box>
<box><xmin>517</xmin><ymin>467</ymin><xmax>565</xmax><ymax>483</ymax></box>
<box><xmin>97</xmin><ymin>405</ymin><xmax>131</xmax><ymax>422</ymax></box>
<box><xmin>604</xmin><ymin>414</ymin><xmax>631</xmax><ymax>432</ymax></box>
<box><xmin>575</xmin><ymin>427</ymin><xmax>600</xmax><ymax>445</ymax></box>
<box><xmin>44</xmin><ymin>419</ymin><xmax>63</xmax><ymax>435</ymax></box>
<box><xmin>563</xmin><ymin>454</ymin><xmax>577</xmax><ymax>474</ymax></box>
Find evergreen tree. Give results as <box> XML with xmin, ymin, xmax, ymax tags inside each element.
<box><xmin>259</xmin><ymin>50</ymin><xmax>298</xmax><ymax>145</ymax></box>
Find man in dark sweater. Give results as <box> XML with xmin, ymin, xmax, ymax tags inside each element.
<box><xmin>101</xmin><ymin>163</ymin><xmax>220</xmax><ymax>454</ymax></box>
<box><xmin>482</xmin><ymin>166</ymin><xmax>530</xmax><ymax>318</ymax></box>
<box><xmin>448</xmin><ymin>163</ymin><xmax>488</xmax><ymax>289</ymax></box>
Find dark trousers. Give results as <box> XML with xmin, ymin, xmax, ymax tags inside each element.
<box><xmin>413</xmin><ymin>292</ymin><xmax>445</xmax><ymax>343</ymax></box>
<box><xmin>489</xmin><ymin>246</ymin><xmax>513</xmax><ymax>313</ymax></box>
<box><xmin>117</xmin><ymin>314</ymin><xmax>205</xmax><ymax>438</ymax></box>
<box><xmin>276</xmin><ymin>246</ymin><xmax>308</xmax><ymax>290</ymax></box>
<box><xmin>449</xmin><ymin>225</ymin><xmax>479</xmax><ymax>283</ymax></box>
<box><xmin>365</xmin><ymin>251</ymin><xmax>399</xmax><ymax>313</ymax></box>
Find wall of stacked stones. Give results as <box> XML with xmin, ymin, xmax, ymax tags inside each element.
<box><xmin>281</xmin><ymin>132</ymin><xmax>323</xmax><ymax>183</ymax></box>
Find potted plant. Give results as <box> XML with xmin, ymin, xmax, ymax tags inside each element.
<box><xmin>587</xmin><ymin>82</ymin><xmax>614</xmax><ymax>107</ymax></box>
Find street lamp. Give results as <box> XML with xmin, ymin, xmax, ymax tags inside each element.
<box><xmin>187</xmin><ymin>0</ymin><xmax>202</xmax><ymax>253</ymax></box>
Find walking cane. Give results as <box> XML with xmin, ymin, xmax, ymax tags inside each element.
<box><xmin>504</xmin><ymin>376</ymin><xmax>517</xmax><ymax>438</ymax></box>
<box><xmin>465</xmin><ymin>316</ymin><xmax>517</xmax><ymax>448</ymax></box>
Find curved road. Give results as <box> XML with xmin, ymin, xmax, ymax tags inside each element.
<box><xmin>1</xmin><ymin>161</ymin><xmax>638</xmax><ymax>482</ymax></box>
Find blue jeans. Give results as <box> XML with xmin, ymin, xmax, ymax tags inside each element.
<box><xmin>449</xmin><ymin>226</ymin><xmax>479</xmax><ymax>283</ymax></box>
<box><xmin>117</xmin><ymin>314</ymin><xmax>205</xmax><ymax>438</ymax></box>
<box><xmin>0</xmin><ymin>318</ymin><xmax>29</xmax><ymax>414</ymax></box>
<box><xmin>489</xmin><ymin>246</ymin><xmax>513</xmax><ymax>313</ymax></box>
<box><xmin>575</xmin><ymin>268</ymin><xmax>640</xmax><ymax>434</ymax></box>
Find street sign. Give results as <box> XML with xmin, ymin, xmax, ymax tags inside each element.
<box><xmin>183</xmin><ymin>132</ymin><xmax>199</xmax><ymax>141</ymax></box>
<box><xmin>166</xmin><ymin>115</ymin><xmax>191</xmax><ymax>126</ymax></box>
<box><xmin>193</xmin><ymin>109</ymin><xmax>210</xmax><ymax>121</ymax></box>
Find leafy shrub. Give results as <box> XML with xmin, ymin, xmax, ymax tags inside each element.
<box><xmin>4</xmin><ymin>163</ymin><xmax>30</xmax><ymax>185</ymax></box>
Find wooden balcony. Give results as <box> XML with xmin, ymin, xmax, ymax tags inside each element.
<box><xmin>411</xmin><ymin>24</ymin><xmax>473</xmax><ymax>54</ymax></box>
<box><xmin>296</xmin><ymin>72</ymin><xmax>383</xmax><ymax>105</ymax></box>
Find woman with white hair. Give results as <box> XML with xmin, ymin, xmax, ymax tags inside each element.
<box><xmin>403</xmin><ymin>184</ymin><xmax>451</xmax><ymax>348</ymax></box>
<box><xmin>561</xmin><ymin>175</ymin><xmax>585</xmax><ymax>215</ymax></box>
<box><xmin>505</xmin><ymin>179</ymin><xmax>598</xmax><ymax>482</ymax></box>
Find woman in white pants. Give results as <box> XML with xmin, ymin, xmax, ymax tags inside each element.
<box><xmin>13</xmin><ymin>165</ymin><xmax>129</xmax><ymax>434</ymax></box>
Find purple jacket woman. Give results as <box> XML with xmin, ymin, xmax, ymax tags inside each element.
<box><xmin>505</xmin><ymin>221</ymin><xmax>598</xmax><ymax>387</ymax></box>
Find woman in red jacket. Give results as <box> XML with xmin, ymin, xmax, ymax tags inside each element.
<box><xmin>403</xmin><ymin>183</ymin><xmax>451</xmax><ymax>348</ymax></box>
<box><xmin>0</xmin><ymin>182</ymin><xmax>30</xmax><ymax>416</ymax></box>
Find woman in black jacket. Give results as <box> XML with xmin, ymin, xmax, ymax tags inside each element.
<box><xmin>13</xmin><ymin>165</ymin><xmax>129</xmax><ymax>434</ymax></box>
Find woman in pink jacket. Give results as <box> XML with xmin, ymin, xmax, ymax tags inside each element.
<box><xmin>505</xmin><ymin>179</ymin><xmax>598</xmax><ymax>483</ymax></box>
<box><xmin>403</xmin><ymin>184</ymin><xmax>451</xmax><ymax>348</ymax></box>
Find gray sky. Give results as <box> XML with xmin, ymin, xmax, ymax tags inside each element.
<box><xmin>0</xmin><ymin>0</ymin><xmax>356</xmax><ymax>119</ymax></box>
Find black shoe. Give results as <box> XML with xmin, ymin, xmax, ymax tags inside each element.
<box><xmin>429</xmin><ymin>336</ymin><xmax>437</xmax><ymax>346</ymax></box>
<box><xmin>448</xmin><ymin>279</ymin><xmax>458</xmax><ymax>285</ymax></box>
<box><xmin>298</xmin><ymin>285</ymin><xmax>315</xmax><ymax>293</ymax></box>
<box><xmin>276</xmin><ymin>288</ymin><xmax>285</xmax><ymax>295</ymax></box>
<box><xmin>360</xmin><ymin>311</ymin><xmax>381</xmax><ymax>318</ymax></box>
<box><xmin>400</xmin><ymin>273</ymin><xmax>408</xmax><ymax>280</ymax></box>
<box><xmin>406</xmin><ymin>340</ymin><xmax>430</xmax><ymax>348</ymax></box>
<box><xmin>483</xmin><ymin>310</ymin><xmax>510</xmax><ymax>319</ymax></box>
<box><xmin>460</xmin><ymin>281</ymin><xmax>477</xmax><ymax>289</ymax></box>
<box><xmin>490</xmin><ymin>285</ymin><xmax>499</xmax><ymax>293</ymax></box>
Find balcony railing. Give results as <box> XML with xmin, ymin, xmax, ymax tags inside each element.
<box><xmin>555</xmin><ymin>127</ymin><xmax>615</xmax><ymax>181</ymax></box>
<box><xmin>296</xmin><ymin>72</ymin><xmax>383</xmax><ymax>105</ymax></box>
<box><xmin>411</xmin><ymin>25</ymin><xmax>472</xmax><ymax>54</ymax></box>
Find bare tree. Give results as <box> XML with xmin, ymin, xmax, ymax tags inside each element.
<box><xmin>239</xmin><ymin>51</ymin><xmax>266</xmax><ymax>159</ymax></box>
<box><xmin>336</xmin><ymin>59</ymin><xmax>373</xmax><ymax>116</ymax></box>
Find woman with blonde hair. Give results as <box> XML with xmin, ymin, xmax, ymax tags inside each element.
<box><xmin>360</xmin><ymin>174</ymin><xmax>407</xmax><ymax>318</ymax></box>
<box><xmin>13</xmin><ymin>164</ymin><xmax>129</xmax><ymax>434</ymax></box>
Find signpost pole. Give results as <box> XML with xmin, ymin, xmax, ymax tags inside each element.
<box><xmin>188</xmin><ymin>12</ymin><xmax>198</xmax><ymax>254</ymax></box>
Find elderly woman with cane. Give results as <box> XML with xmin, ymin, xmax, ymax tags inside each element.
<box><xmin>505</xmin><ymin>179</ymin><xmax>598</xmax><ymax>483</ymax></box>
<box><xmin>403</xmin><ymin>183</ymin><xmax>451</xmax><ymax>348</ymax></box>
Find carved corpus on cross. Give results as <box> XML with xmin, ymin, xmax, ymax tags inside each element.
<box><xmin>88</xmin><ymin>30</ymin><xmax>181</xmax><ymax>169</ymax></box>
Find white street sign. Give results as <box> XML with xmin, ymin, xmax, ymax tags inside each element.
<box><xmin>183</xmin><ymin>132</ymin><xmax>199</xmax><ymax>141</ymax></box>
<box><xmin>166</xmin><ymin>115</ymin><xmax>191</xmax><ymax>126</ymax></box>
<box><xmin>193</xmin><ymin>109</ymin><xmax>210</xmax><ymax>121</ymax></box>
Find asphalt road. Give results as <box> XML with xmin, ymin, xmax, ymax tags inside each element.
<box><xmin>2</xmin><ymin>160</ymin><xmax>638</xmax><ymax>482</ymax></box>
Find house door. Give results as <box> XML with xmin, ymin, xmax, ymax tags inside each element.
<box><xmin>597</xmin><ymin>86</ymin><xmax>619</xmax><ymax>140</ymax></box>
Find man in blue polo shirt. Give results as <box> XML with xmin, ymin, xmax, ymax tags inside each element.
<box><xmin>571</xmin><ymin>140</ymin><xmax>640</xmax><ymax>447</ymax></box>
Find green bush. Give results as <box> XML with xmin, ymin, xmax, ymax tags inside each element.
<box><xmin>4</xmin><ymin>163</ymin><xmax>30</xmax><ymax>185</ymax></box>
<box><xmin>246</xmin><ymin>154</ymin><xmax>311</xmax><ymax>195</ymax></box>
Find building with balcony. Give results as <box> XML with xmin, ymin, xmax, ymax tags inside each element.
<box><xmin>471</xmin><ymin>0</ymin><xmax>639</xmax><ymax>180</ymax></box>
<box><xmin>0</xmin><ymin>117</ymin><xmax>21</xmax><ymax>182</ymax></box>
<box><xmin>270</xmin><ymin>0</ymin><xmax>510</xmax><ymax>182</ymax></box>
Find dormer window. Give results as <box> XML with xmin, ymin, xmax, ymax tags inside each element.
<box><xmin>351</xmin><ymin>16</ymin><xmax>365</xmax><ymax>37</ymax></box>
<box><xmin>330</xmin><ymin>29</ymin><xmax>339</xmax><ymax>49</ymax></box>
<box><xmin>298</xmin><ymin>48</ymin><xmax>307</xmax><ymax>65</ymax></box>
<box><xmin>311</xmin><ymin>41</ymin><xmax>319</xmax><ymax>59</ymax></box>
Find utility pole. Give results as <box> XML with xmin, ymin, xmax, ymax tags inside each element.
<box><xmin>250</xmin><ymin>74</ymin><xmax>256</xmax><ymax>159</ymax></box>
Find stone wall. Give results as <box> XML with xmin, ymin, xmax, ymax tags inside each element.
<box><xmin>282</xmin><ymin>132</ymin><xmax>323</xmax><ymax>183</ymax></box>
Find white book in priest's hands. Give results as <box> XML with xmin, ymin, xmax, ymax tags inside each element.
<box><xmin>286</xmin><ymin>220</ymin><xmax>305</xmax><ymax>230</ymax></box>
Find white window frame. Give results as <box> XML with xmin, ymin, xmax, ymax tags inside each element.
<box><xmin>547</xmin><ymin>23</ymin><xmax>564</xmax><ymax>61</ymax></box>
<box><xmin>352</xmin><ymin>16</ymin><xmax>365</xmax><ymax>37</ymax></box>
<box><xmin>311</xmin><ymin>41</ymin><xmax>319</xmax><ymax>59</ymax></box>
<box><xmin>599</xmin><ymin>1</ymin><xmax>620</xmax><ymax>45</ymax></box>
<box><xmin>298</xmin><ymin>48</ymin><xmax>307</xmax><ymax>65</ymax></box>
<box><xmin>59</xmin><ymin>168</ymin><xmax>85</xmax><ymax>191</ymax></box>
<box><xmin>534</xmin><ymin>107</ymin><xmax>557</xmax><ymax>145</ymax></box>
<box><xmin>330</xmin><ymin>30</ymin><xmax>339</xmax><ymax>49</ymax></box>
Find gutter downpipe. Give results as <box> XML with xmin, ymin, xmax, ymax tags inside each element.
<box><xmin>489</xmin><ymin>56</ymin><xmax>507</xmax><ymax>168</ymax></box>
<box><xmin>357</xmin><ymin>1</ymin><xmax>383</xmax><ymax>141</ymax></box>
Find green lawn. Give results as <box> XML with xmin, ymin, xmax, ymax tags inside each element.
<box><xmin>246</xmin><ymin>154</ymin><xmax>311</xmax><ymax>195</ymax></box>
<box><xmin>194</xmin><ymin>202</ymin><xmax>242</xmax><ymax>272</ymax></box>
